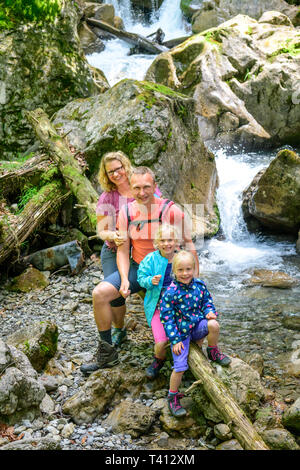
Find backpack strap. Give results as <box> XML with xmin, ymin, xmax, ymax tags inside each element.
<box><xmin>126</xmin><ymin>199</ymin><xmax>174</xmax><ymax>232</ymax></box>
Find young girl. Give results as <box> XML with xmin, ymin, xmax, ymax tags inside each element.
<box><xmin>137</xmin><ymin>224</ymin><xmax>180</xmax><ymax>379</ymax></box>
<box><xmin>160</xmin><ymin>250</ymin><xmax>231</xmax><ymax>418</ymax></box>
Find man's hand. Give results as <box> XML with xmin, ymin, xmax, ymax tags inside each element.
<box><xmin>172</xmin><ymin>341</ymin><xmax>184</xmax><ymax>356</ymax></box>
<box><xmin>119</xmin><ymin>279</ymin><xmax>131</xmax><ymax>298</ymax></box>
<box><xmin>206</xmin><ymin>312</ymin><xmax>217</xmax><ymax>320</ymax></box>
<box><xmin>151</xmin><ymin>274</ymin><xmax>162</xmax><ymax>285</ymax></box>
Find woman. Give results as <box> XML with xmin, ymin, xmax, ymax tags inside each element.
<box><xmin>96</xmin><ymin>151</ymin><xmax>161</xmax><ymax>347</ymax></box>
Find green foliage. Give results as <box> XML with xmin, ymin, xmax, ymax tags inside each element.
<box><xmin>269</xmin><ymin>38</ymin><xmax>300</xmax><ymax>58</ymax></box>
<box><xmin>0</xmin><ymin>0</ymin><xmax>62</xmax><ymax>30</ymax></box>
<box><xmin>16</xmin><ymin>185</ymin><xmax>39</xmax><ymax>214</ymax></box>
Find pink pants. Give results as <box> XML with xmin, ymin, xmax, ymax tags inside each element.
<box><xmin>151</xmin><ymin>307</ymin><xmax>168</xmax><ymax>343</ymax></box>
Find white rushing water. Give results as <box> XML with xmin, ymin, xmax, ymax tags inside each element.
<box><xmin>87</xmin><ymin>0</ymin><xmax>188</xmax><ymax>85</ymax></box>
<box><xmin>200</xmin><ymin>149</ymin><xmax>297</xmax><ymax>279</ymax></box>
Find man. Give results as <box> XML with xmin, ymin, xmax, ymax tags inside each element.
<box><xmin>81</xmin><ymin>167</ymin><xmax>199</xmax><ymax>375</ymax></box>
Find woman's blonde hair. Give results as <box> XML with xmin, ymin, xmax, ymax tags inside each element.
<box><xmin>98</xmin><ymin>151</ymin><xmax>133</xmax><ymax>192</ymax></box>
<box><xmin>153</xmin><ymin>224</ymin><xmax>179</xmax><ymax>249</ymax></box>
<box><xmin>172</xmin><ymin>250</ymin><xmax>196</xmax><ymax>275</ymax></box>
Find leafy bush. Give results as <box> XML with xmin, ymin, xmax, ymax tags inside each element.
<box><xmin>0</xmin><ymin>0</ymin><xmax>62</xmax><ymax>30</ymax></box>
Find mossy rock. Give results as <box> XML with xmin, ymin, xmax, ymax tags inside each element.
<box><xmin>7</xmin><ymin>266</ymin><xmax>49</xmax><ymax>293</ymax></box>
<box><xmin>6</xmin><ymin>320</ymin><xmax>59</xmax><ymax>372</ymax></box>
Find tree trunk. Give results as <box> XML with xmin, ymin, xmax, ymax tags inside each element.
<box><xmin>0</xmin><ymin>180</ymin><xmax>68</xmax><ymax>265</ymax></box>
<box><xmin>26</xmin><ymin>108</ymin><xmax>99</xmax><ymax>231</ymax></box>
<box><xmin>87</xmin><ymin>18</ymin><xmax>168</xmax><ymax>54</ymax></box>
<box><xmin>188</xmin><ymin>343</ymin><xmax>269</xmax><ymax>450</ymax></box>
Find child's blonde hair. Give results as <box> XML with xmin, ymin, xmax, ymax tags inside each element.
<box><xmin>153</xmin><ymin>224</ymin><xmax>179</xmax><ymax>250</ymax></box>
<box><xmin>172</xmin><ymin>250</ymin><xmax>196</xmax><ymax>275</ymax></box>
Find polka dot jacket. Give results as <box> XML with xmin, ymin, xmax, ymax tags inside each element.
<box><xmin>159</xmin><ymin>278</ymin><xmax>218</xmax><ymax>345</ymax></box>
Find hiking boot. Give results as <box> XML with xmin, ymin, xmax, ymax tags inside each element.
<box><xmin>207</xmin><ymin>346</ymin><xmax>231</xmax><ymax>366</ymax></box>
<box><xmin>111</xmin><ymin>326</ymin><xmax>127</xmax><ymax>347</ymax></box>
<box><xmin>80</xmin><ymin>340</ymin><xmax>119</xmax><ymax>375</ymax></box>
<box><xmin>167</xmin><ymin>393</ymin><xmax>187</xmax><ymax>418</ymax></box>
<box><xmin>145</xmin><ymin>357</ymin><xmax>165</xmax><ymax>379</ymax></box>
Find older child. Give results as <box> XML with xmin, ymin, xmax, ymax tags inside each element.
<box><xmin>160</xmin><ymin>250</ymin><xmax>231</xmax><ymax>418</ymax></box>
<box><xmin>137</xmin><ymin>224</ymin><xmax>180</xmax><ymax>379</ymax></box>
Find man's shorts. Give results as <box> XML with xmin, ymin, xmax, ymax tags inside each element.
<box><xmin>103</xmin><ymin>259</ymin><xmax>144</xmax><ymax>305</ymax></box>
<box><xmin>172</xmin><ymin>319</ymin><xmax>208</xmax><ymax>372</ymax></box>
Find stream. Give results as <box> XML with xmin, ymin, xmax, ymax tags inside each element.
<box><xmin>87</xmin><ymin>1</ymin><xmax>300</xmax><ymax>399</ymax></box>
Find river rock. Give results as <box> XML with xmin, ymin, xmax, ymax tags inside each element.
<box><xmin>53</xmin><ymin>78</ymin><xmax>220</xmax><ymax>237</ymax></box>
<box><xmin>78</xmin><ymin>21</ymin><xmax>105</xmax><ymax>54</ymax></box>
<box><xmin>0</xmin><ymin>340</ymin><xmax>46</xmax><ymax>425</ymax></box>
<box><xmin>103</xmin><ymin>398</ymin><xmax>156</xmax><ymax>437</ymax></box>
<box><xmin>145</xmin><ymin>14</ymin><xmax>300</xmax><ymax>150</ymax></box>
<box><xmin>188</xmin><ymin>0</ymin><xmax>299</xmax><ymax>32</ymax></box>
<box><xmin>6</xmin><ymin>320</ymin><xmax>58</xmax><ymax>372</ymax></box>
<box><xmin>62</xmin><ymin>365</ymin><xmax>146</xmax><ymax>424</ymax></box>
<box><xmin>213</xmin><ymin>423</ymin><xmax>232</xmax><ymax>441</ymax></box>
<box><xmin>7</xmin><ymin>266</ymin><xmax>49</xmax><ymax>293</ymax></box>
<box><xmin>0</xmin><ymin>1</ymin><xmax>105</xmax><ymax>160</ymax></box>
<box><xmin>260</xmin><ymin>428</ymin><xmax>300</xmax><ymax>450</ymax></box>
<box><xmin>242</xmin><ymin>149</ymin><xmax>300</xmax><ymax>234</ymax></box>
<box><xmin>282</xmin><ymin>315</ymin><xmax>300</xmax><ymax>331</ymax></box>
<box><xmin>0</xmin><ymin>437</ymin><xmax>61</xmax><ymax>450</ymax></box>
<box><xmin>282</xmin><ymin>397</ymin><xmax>300</xmax><ymax>434</ymax></box>
<box><xmin>244</xmin><ymin>352</ymin><xmax>264</xmax><ymax>376</ymax></box>
<box><xmin>159</xmin><ymin>397</ymin><xmax>206</xmax><ymax>438</ymax></box>
<box><xmin>215</xmin><ymin>439</ymin><xmax>243</xmax><ymax>450</ymax></box>
<box><xmin>286</xmin><ymin>348</ymin><xmax>300</xmax><ymax>377</ymax></box>
<box><xmin>243</xmin><ymin>269</ymin><xmax>299</xmax><ymax>289</ymax></box>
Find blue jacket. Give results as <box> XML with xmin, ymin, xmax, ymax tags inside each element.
<box><xmin>159</xmin><ymin>278</ymin><xmax>217</xmax><ymax>345</ymax></box>
<box><xmin>137</xmin><ymin>250</ymin><xmax>170</xmax><ymax>326</ymax></box>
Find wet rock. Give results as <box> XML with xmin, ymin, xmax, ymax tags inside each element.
<box><xmin>214</xmin><ymin>423</ymin><xmax>232</xmax><ymax>441</ymax></box>
<box><xmin>7</xmin><ymin>267</ymin><xmax>49</xmax><ymax>293</ymax></box>
<box><xmin>282</xmin><ymin>397</ymin><xmax>300</xmax><ymax>434</ymax></box>
<box><xmin>261</xmin><ymin>428</ymin><xmax>299</xmax><ymax>450</ymax></box>
<box><xmin>243</xmin><ymin>269</ymin><xmax>299</xmax><ymax>289</ymax></box>
<box><xmin>282</xmin><ymin>315</ymin><xmax>300</xmax><ymax>331</ymax></box>
<box><xmin>6</xmin><ymin>320</ymin><xmax>58</xmax><ymax>372</ymax></box>
<box><xmin>242</xmin><ymin>149</ymin><xmax>300</xmax><ymax>234</ymax></box>
<box><xmin>254</xmin><ymin>406</ymin><xmax>279</xmax><ymax>433</ymax></box>
<box><xmin>244</xmin><ymin>353</ymin><xmax>264</xmax><ymax>376</ymax></box>
<box><xmin>104</xmin><ymin>399</ymin><xmax>156</xmax><ymax>437</ymax></box>
<box><xmin>0</xmin><ymin>437</ymin><xmax>61</xmax><ymax>450</ymax></box>
<box><xmin>78</xmin><ymin>21</ymin><xmax>105</xmax><ymax>54</ymax></box>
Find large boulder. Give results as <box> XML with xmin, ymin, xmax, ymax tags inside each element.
<box><xmin>145</xmin><ymin>14</ymin><xmax>300</xmax><ymax>150</ymax></box>
<box><xmin>6</xmin><ymin>321</ymin><xmax>58</xmax><ymax>372</ymax></box>
<box><xmin>62</xmin><ymin>366</ymin><xmax>146</xmax><ymax>424</ymax></box>
<box><xmin>53</xmin><ymin>78</ymin><xmax>220</xmax><ymax>237</ymax></box>
<box><xmin>103</xmin><ymin>398</ymin><xmax>156</xmax><ymax>437</ymax></box>
<box><xmin>186</xmin><ymin>1</ymin><xmax>300</xmax><ymax>32</ymax></box>
<box><xmin>0</xmin><ymin>340</ymin><xmax>46</xmax><ymax>425</ymax></box>
<box><xmin>0</xmin><ymin>1</ymin><xmax>107</xmax><ymax>160</ymax></box>
<box><xmin>242</xmin><ymin>149</ymin><xmax>300</xmax><ymax>234</ymax></box>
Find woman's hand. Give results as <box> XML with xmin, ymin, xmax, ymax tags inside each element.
<box><xmin>172</xmin><ymin>342</ymin><xmax>184</xmax><ymax>356</ymax></box>
<box><xmin>151</xmin><ymin>274</ymin><xmax>162</xmax><ymax>285</ymax></box>
<box><xmin>114</xmin><ymin>230</ymin><xmax>127</xmax><ymax>246</ymax></box>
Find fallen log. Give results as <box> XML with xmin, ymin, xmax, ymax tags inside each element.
<box><xmin>0</xmin><ymin>180</ymin><xmax>68</xmax><ymax>265</ymax></box>
<box><xmin>0</xmin><ymin>154</ymin><xmax>51</xmax><ymax>198</ymax></box>
<box><xmin>26</xmin><ymin>108</ymin><xmax>99</xmax><ymax>231</ymax></box>
<box><xmin>188</xmin><ymin>343</ymin><xmax>269</xmax><ymax>450</ymax></box>
<box><xmin>87</xmin><ymin>18</ymin><xmax>168</xmax><ymax>54</ymax></box>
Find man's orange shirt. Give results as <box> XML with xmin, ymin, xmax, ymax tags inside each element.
<box><xmin>117</xmin><ymin>198</ymin><xmax>185</xmax><ymax>264</ymax></box>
